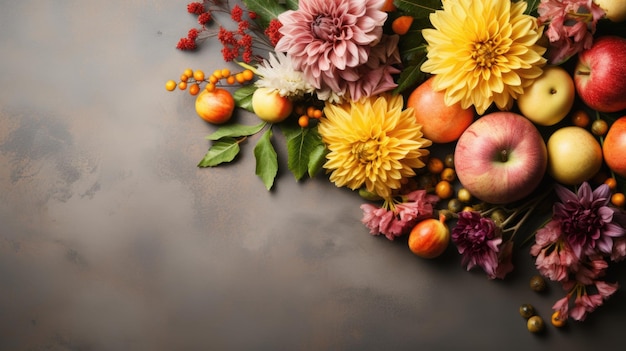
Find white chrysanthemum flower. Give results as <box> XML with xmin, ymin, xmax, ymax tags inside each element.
<box><xmin>315</xmin><ymin>88</ymin><xmax>346</xmax><ymax>104</ymax></box>
<box><xmin>255</xmin><ymin>52</ymin><xmax>315</xmax><ymax>98</ymax></box>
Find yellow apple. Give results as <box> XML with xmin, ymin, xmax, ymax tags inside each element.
<box><xmin>594</xmin><ymin>0</ymin><xmax>626</xmax><ymax>22</ymax></box>
<box><xmin>252</xmin><ymin>87</ymin><xmax>294</xmax><ymax>123</ymax></box>
<box><xmin>547</xmin><ymin>126</ymin><xmax>603</xmax><ymax>185</ymax></box>
<box><xmin>517</xmin><ymin>66</ymin><xmax>575</xmax><ymax>126</ymax></box>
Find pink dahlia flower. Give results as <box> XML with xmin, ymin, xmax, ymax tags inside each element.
<box><xmin>275</xmin><ymin>0</ymin><xmax>388</xmax><ymax>100</ymax></box>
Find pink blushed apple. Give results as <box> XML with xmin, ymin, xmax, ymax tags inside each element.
<box><xmin>252</xmin><ymin>87</ymin><xmax>294</xmax><ymax>123</ymax></box>
<box><xmin>574</xmin><ymin>36</ymin><xmax>626</xmax><ymax>113</ymax></box>
<box><xmin>454</xmin><ymin>112</ymin><xmax>548</xmax><ymax>204</ymax></box>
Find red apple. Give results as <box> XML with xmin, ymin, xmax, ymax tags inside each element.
<box><xmin>574</xmin><ymin>36</ymin><xmax>626</xmax><ymax>113</ymax></box>
<box><xmin>603</xmin><ymin>116</ymin><xmax>626</xmax><ymax>177</ymax></box>
<box><xmin>454</xmin><ymin>112</ymin><xmax>548</xmax><ymax>204</ymax></box>
<box><xmin>408</xmin><ymin>214</ymin><xmax>450</xmax><ymax>259</ymax></box>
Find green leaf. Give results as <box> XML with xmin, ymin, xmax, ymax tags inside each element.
<box><xmin>282</xmin><ymin>125</ymin><xmax>326</xmax><ymax>181</ymax></box>
<box><xmin>242</xmin><ymin>0</ymin><xmax>287</xmax><ymax>28</ymax></box>
<box><xmin>278</xmin><ymin>122</ymin><xmax>301</xmax><ymax>140</ymax></box>
<box><xmin>205</xmin><ymin>122</ymin><xmax>266</xmax><ymax>140</ymax></box>
<box><xmin>307</xmin><ymin>143</ymin><xmax>327</xmax><ymax>178</ymax></box>
<box><xmin>394</xmin><ymin>0</ymin><xmax>441</xmax><ymax>18</ymax></box>
<box><xmin>393</xmin><ymin>54</ymin><xmax>428</xmax><ymax>94</ymax></box>
<box><xmin>233</xmin><ymin>84</ymin><xmax>257</xmax><ymax>112</ymax></box>
<box><xmin>198</xmin><ymin>137</ymin><xmax>241</xmax><ymax>167</ymax></box>
<box><xmin>522</xmin><ymin>0</ymin><xmax>541</xmax><ymax>15</ymax></box>
<box><xmin>398</xmin><ymin>29</ymin><xmax>427</xmax><ymax>62</ymax></box>
<box><xmin>254</xmin><ymin>128</ymin><xmax>278</xmax><ymax>190</ymax></box>
<box><xmin>284</xmin><ymin>0</ymin><xmax>298</xmax><ymax>10</ymax></box>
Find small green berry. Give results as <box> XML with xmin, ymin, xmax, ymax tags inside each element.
<box><xmin>530</xmin><ymin>275</ymin><xmax>546</xmax><ymax>292</ymax></box>
<box><xmin>519</xmin><ymin>304</ymin><xmax>535</xmax><ymax>319</ymax></box>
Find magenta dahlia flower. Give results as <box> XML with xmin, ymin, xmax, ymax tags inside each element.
<box><xmin>274</xmin><ymin>0</ymin><xmax>389</xmax><ymax>100</ymax></box>
<box><xmin>553</xmin><ymin>182</ymin><xmax>625</xmax><ymax>259</ymax></box>
<box><xmin>451</xmin><ymin>211</ymin><xmax>508</xmax><ymax>279</ymax></box>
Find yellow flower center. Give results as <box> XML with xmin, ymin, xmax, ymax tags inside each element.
<box><xmin>471</xmin><ymin>39</ymin><xmax>503</xmax><ymax>68</ymax></box>
<box><xmin>353</xmin><ymin>139</ymin><xmax>379</xmax><ymax>163</ymax></box>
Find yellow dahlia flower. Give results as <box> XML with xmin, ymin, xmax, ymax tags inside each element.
<box><xmin>318</xmin><ymin>94</ymin><xmax>431</xmax><ymax>199</ymax></box>
<box><xmin>421</xmin><ymin>0</ymin><xmax>547</xmax><ymax>114</ymax></box>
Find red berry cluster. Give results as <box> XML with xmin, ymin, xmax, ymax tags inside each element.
<box><xmin>177</xmin><ymin>1</ymin><xmax>213</xmax><ymax>50</ymax></box>
<box><xmin>217</xmin><ymin>5</ymin><xmax>256</xmax><ymax>63</ymax></box>
<box><xmin>176</xmin><ymin>1</ymin><xmax>260</xmax><ymax>62</ymax></box>
<box><xmin>187</xmin><ymin>2</ymin><xmax>204</xmax><ymax>15</ymax></box>
<box><xmin>264</xmin><ymin>18</ymin><xmax>283</xmax><ymax>47</ymax></box>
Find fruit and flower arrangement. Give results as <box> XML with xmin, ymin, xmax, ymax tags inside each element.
<box><xmin>165</xmin><ymin>0</ymin><xmax>626</xmax><ymax>332</ymax></box>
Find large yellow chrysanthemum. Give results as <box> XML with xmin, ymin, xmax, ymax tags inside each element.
<box><xmin>318</xmin><ymin>94</ymin><xmax>431</xmax><ymax>199</ymax></box>
<box><xmin>421</xmin><ymin>0</ymin><xmax>547</xmax><ymax>114</ymax></box>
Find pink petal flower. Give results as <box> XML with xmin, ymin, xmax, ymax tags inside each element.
<box><xmin>360</xmin><ymin>189</ymin><xmax>438</xmax><ymax>240</ymax></box>
<box><xmin>552</xmin><ymin>295</ymin><xmax>570</xmax><ymax>320</ymax></box>
<box><xmin>595</xmin><ymin>281</ymin><xmax>618</xmax><ymax>299</ymax></box>
<box><xmin>537</xmin><ymin>0</ymin><xmax>606</xmax><ymax>64</ymax></box>
<box><xmin>275</xmin><ymin>0</ymin><xmax>388</xmax><ymax>100</ymax></box>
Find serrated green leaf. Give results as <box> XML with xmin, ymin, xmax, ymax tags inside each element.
<box><xmin>307</xmin><ymin>144</ymin><xmax>327</xmax><ymax>178</ymax></box>
<box><xmin>394</xmin><ymin>0</ymin><xmax>441</xmax><ymax>18</ymax></box>
<box><xmin>198</xmin><ymin>137</ymin><xmax>240</xmax><ymax>167</ymax></box>
<box><xmin>284</xmin><ymin>0</ymin><xmax>298</xmax><ymax>10</ymax></box>
<box><xmin>233</xmin><ymin>84</ymin><xmax>257</xmax><ymax>112</ymax></box>
<box><xmin>242</xmin><ymin>0</ymin><xmax>287</xmax><ymax>28</ymax></box>
<box><xmin>254</xmin><ymin>128</ymin><xmax>278</xmax><ymax>190</ymax></box>
<box><xmin>393</xmin><ymin>55</ymin><xmax>428</xmax><ymax>94</ymax></box>
<box><xmin>206</xmin><ymin>122</ymin><xmax>266</xmax><ymax>141</ymax></box>
<box><xmin>277</xmin><ymin>121</ymin><xmax>301</xmax><ymax>140</ymax></box>
<box><xmin>284</xmin><ymin>126</ymin><xmax>325</xmax><ymax>181</ymax></box>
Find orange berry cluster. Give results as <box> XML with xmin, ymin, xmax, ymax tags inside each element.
<box><xmin>415</xmin><ymin>154</ymin><xmax>479</xmax><ymax>213</ymax></box>
<box><xmin>423</xmin><ymin>155</ymin><xmax>457</xmax><ymax>200</ymax></box>
<box><xmin>294</xmin><ymin>104</ymin><xmax>324</xmax><ymax>128</ymax></box>
<box><xmin>601</xmin><ymin>176</ymin><xmax>625</xmax><ymax>208</ymax></box>
<box><xmin>571</xmin><ymin>110</ymin><xmax>625</xmax><ymax>208</ymax></box>
<box><xmin>165</xmin><ymin>67</ymin><xmax>255</xmax><ymax>95</ymax></box>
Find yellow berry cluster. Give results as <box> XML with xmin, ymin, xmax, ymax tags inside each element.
<box><xmin>165</xmin><ymin>67</ymin><xmax>255</xmax><ymax>95</ymax></box>
<box><xmin>294</xmin><ymin>105</ymin><xmax>324</xmax><ymax>128</ymax></box>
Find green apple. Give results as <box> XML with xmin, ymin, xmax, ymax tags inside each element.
<box><xmin>594</xmin><ymin>0</ymin><xmax>626</xmax><ymax>22</ymax></box>
<box><xmin>547</xmin><ymin>126</ymin><xmax>603</xmax><ymax>185</ymax></box>
<box><xmin>517</xmin><ymin>66</ymin><xmax>575</xmax><ymax>126</ymax></box>
<box><xmin>252</xmin><ymin>87</ymin><xmax>294</xmax><ymax>123</ymax></box>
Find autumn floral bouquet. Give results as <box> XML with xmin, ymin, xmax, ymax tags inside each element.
<box><xmin>166</xmin><ymin>0</ymin><xmax>626</xmax><ymax>329</ymax></box>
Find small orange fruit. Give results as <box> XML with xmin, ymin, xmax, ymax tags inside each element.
<box><xmin>195</xmin><ymin>88</ymin><xmax>235</xmax><ymax>124</ymax></box>
<box><xmin>408</xmin><ymin>214</ymin><xmax>450</xmax><ymax>259</ymax></box>
<box><xmin>380</xmin><ymin>0</ymin><xmax>397</xmax><ymax>12</ymax></box>
<box><xmin>551</xmin><ymin>311</ymin><xmax>566</xmax><ymax>328</ymax></box>
<box><xmin>391</xmin><ymin>16</ymin><xmax>413</xmax><ymax>35</ymax></box>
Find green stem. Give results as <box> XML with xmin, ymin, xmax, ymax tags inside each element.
<box><xmin>235</xmin><ymin>60</ymin><xmax>259</xmax><ymax>75</ymax></box>
<box><xmin>500</xmin><ymin>186</ymin><xmax>554</xmax><ymax>241</ymax></box>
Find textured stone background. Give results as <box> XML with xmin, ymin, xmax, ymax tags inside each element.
<box><xmin>1</xmin><ymin>1</ymin><xmax>625</xmax><ymax>350</ymax></box>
